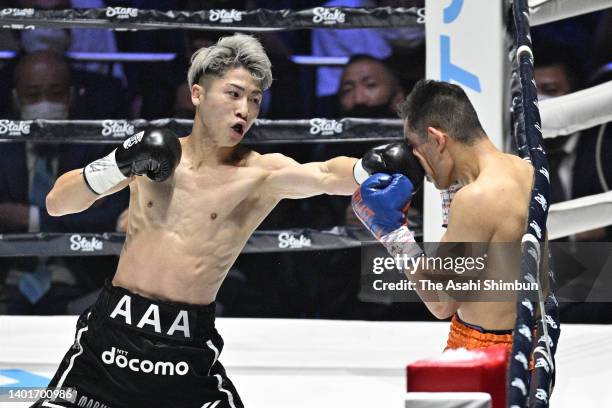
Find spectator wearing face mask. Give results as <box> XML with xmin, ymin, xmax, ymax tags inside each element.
<box><xmin>0</xmin><ymin>0</ymin><xmax>129</xmax><ymax>119</ymax></box>
<box><xmin>0</xmin><ymin>51</ymin><xmax>128</xmax><ymax>315</ymax></box>
<box><xmin>12</xmin><ymin>51</ymin><xmax>73</xmax><ymax>121</ymax></box>
<box><xmin>338</xmin><ymin>54</ymin><xmax>406</xmax><ymax>118</ymax></box>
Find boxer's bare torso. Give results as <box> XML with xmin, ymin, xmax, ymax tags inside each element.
<box><xmin>48</xmin><ymin>65</ymin><xmax>357</xmax><ymax>306</ymax></box>
<box><xmin>56</xmin><ymin>138</ymin><xmax>357</xmax><ymax>306</ymax></box>
<box><xmin>442</xmin><ymin>152</ymin><xmax>534</xmax><ymax>330</ymax></box>
<box><xmin>112</xmin><ymin>136</ymin><xmax>357</xmax><ymax>305</ymax></box>
<box><xmin>115</xmin><ymin>141</ymin><xmax>285</xmax><ymax>305</ymax></box>
<box><xmin>406</xmin><ymin>119</ymin><xmax>536</xmax><ymax>330</ymax></box>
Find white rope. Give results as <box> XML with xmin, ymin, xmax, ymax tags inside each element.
<box><xmin>529</xmin><ymin>0</ymin><xmax>612</xmax><ymax>26</ymax></box>
<box><xmin>595</xmin><ymin>123</ymin><xmax>610</xmax><ymax>192</ymax></box>
<box><xmin>547</xmin><ymin>190</ymin><xmax>612</xmax><ymax>239</ymax></box>
<box><xmin>539</xmin><ymin>80</ymin><xmax>612</xmax><ymax>139</ymax></box>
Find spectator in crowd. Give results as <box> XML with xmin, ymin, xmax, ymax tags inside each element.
<box><xmin>531</xmin><ymin>8</ymin><xmax>610</xmax><ymax>79</ymax></box>
<box><xmin>0</xmin><ymin>0</ymin><xmax>129</xmax><ymax>119</ymax></box>
<box><xmin>338</xmin><ymin>54</ymin><xmax>407</xmax><ymax>118</ymax></box>
<box><xmin>0</xmin><ymin>51</ymin><xmax>128</xmax><ymax>315</ymax></box>
<box><xmin>335</xmin><ymin>54</ymin><xmax>421</xmax><ymax>223</ymax></box>
<box><xmin>17</xmin><ymin>0</ymin><xmax>126</xmax><ymax>83</ymax></box>
<box><xmin>534</xmin><ymin>42</ymin><xmax>612</xmax><ymax>226</ymax></box>
<box><xmin>222</xmin><ymin>55</ymin><xmax>413</xmax><ymax>320</ymax></box>
<box><xmin>278</xmin><ymin>55</ymin><xmax>430</xmax><ymax>321</ymax></box>
<box><xmin>257</xmin><ymin>56</ymin><xmax>409</xmax><ymax>233</ymax></box>
<box><xmin>534</xmin><ymin>42</ymin><xmax>612</xmax><ymax>323</ymax></box>
<box><xmin>311</xmin><ymin>0</ymin><xmax>424</xmax><ymax>115</ymax></box>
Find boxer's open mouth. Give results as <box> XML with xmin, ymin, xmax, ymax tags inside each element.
<box><xmin>231</xmin><ymin>123</ymin><xmax>244</xmax><ymax>136</ymax></box>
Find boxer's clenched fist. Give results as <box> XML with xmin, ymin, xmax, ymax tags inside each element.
<box><xmin>83</xmin><ymin>129</ymin><xmax>182</xmax><ymax>195</ymax></box>
<box><xmin>353</xmin><ymin>142</ymin><xmax>425</xmax><ymax>195</ymax></box>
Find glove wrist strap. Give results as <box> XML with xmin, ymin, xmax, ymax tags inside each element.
<box><xmin>353</xmin><ymin>159</ymin><xmax>369</xmax><ymax>185</ymax></box>
<box><xmin>440</xmin><ymin>181</ymin><xmax>464</xmax><ymax>228</ymax></box>
<box><xmin>379</xmin><ymin>225</ymin><xmax>423</xmax><ymax>259</ymax></box>
<box><xmin>83</xmin><ymin>149</ymin><xmax>127</xmax><ymax>195</ymax></box>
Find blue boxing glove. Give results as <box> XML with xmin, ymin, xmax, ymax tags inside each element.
<box><xmin>351</xmin><ymin>173</ymin><xmax>413</xmax><ymax>240</ymax></box>
<box><xmin>352</xmin><ymin>173</ymin><xmax>423</xmax><ymax>260</ymax></box>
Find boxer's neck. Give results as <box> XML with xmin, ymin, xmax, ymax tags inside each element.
<box><xmin>186</xmin><ymin>118</ymin><xmax>237</xmax><ymax>166</ymax></box>
<box><xmin>450</xmin><ymin>137</ymin><xmax>499</xmax><ymax>185</ymax></box>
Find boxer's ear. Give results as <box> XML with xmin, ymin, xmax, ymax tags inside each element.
<box><xmin>427</xmin><ymin>126</ymin><xmax>447</xmax><ymax>153</ymax></box>
<box><xmin>191</xmin><ymin>84</ymin><xmax>203</xmax><ymax>107</ymax></box>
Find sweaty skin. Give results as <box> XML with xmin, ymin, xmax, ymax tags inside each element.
<box><xmin>47</xmin><ymin>66</ymin><xmax>358</xmax><ymax>305</ymax></box>
<box><xmin>407</xmin><ymin>125</ymin><xmax>535</xmax><ymax>330</ymax></box>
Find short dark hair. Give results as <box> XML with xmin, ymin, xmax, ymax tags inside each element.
<box><xmin>343</xmin><ymin>54</ymin><xmax>400</xmax><ymax>85</ymax></box>
<box><xmin>398</xmin><ymin>79</ymin><xmax>485</xmax><ymax>144</ymax></box>
<box><xmin>533</xmin><ymin>42</ymin><xmax>582</xmax><ymax>91</ymax></box>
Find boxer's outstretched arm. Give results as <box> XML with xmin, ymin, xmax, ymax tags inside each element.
<box><xmin>46</xmin><ymin>169</ymin><xmax>133</xmax><ymax>216</ymax></box>
<box><xmin>260</xmin><ymin>153</ymin><xmax>358</xmax><ymax>199</ymax></box>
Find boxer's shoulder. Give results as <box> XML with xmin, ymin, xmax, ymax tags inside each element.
<box><xmin>478</xmin><ymin>157</ymin><xmax>532</xmax><ymax>198</ymax></box>
<box><xmin>450</xmin><ymin>178</ymin><xmax>510</xmax><ymax>226</ymax></box>
<box><xmin>245</xmin><ymin>151</ymin><xmax>297</xmax><ymax>171</ymax></box>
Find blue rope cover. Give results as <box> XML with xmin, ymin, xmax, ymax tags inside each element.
<box><xmin>508</xmin><ymin>1</ymin><xmax>561</xmax><ymax>407</ymax></box>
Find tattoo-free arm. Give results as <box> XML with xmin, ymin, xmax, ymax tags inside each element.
<box><xmin>46</xmin><ymin>168</ymin><xmax>133</xmax><ymax>216</ymax></box>
<box><xmin>263</xmin><ymin>154</ymin><xmax>358</xmax><ymax>199</ymax></box>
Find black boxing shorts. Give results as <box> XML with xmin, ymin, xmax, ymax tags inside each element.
<box><xmin>31</xmin><ymin>281</ymin><xmax>243</xmax><ymax>408</ymax></box>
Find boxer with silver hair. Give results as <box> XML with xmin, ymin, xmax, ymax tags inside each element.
<box><xmin>36</xmin><ymin>33</ymin><xmax>424</xmax><ymax>408</ymax></box>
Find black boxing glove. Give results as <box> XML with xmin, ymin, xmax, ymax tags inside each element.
<box><xmin>353</xmin><ymin>142</ymin><xmax>425</xmax><ymax>194</ymax></box>
<box><xmin>83</xmin><ymin>129</ymin><xmax>182</xmax><ymax>195</ymax></box>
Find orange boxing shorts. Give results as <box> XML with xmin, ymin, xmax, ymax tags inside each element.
<box><xmin>446</xmin><ymin>314</ymin><xmax>513</xmax><ymax>352</ymax></box>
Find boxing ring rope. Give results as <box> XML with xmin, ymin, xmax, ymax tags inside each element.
<box><xmin>0</xmin><ymin>51</ymin><xmax>178</xmax><ymax>62</ymax></box>
<box><xmin>0</xmin><ymin>226</ymin><xmax>413</xmax><ymax>257</ymax></box>
<box><xmin>0</xmin><ymin>6</ymin><xmax>423</xmax><ymax>31</ymax></box>
<box><xmin>539</xmin><ymin>80</ymin><xmax>612</xmax><ymax>139</ymax></box>
<box><xmin>529</xmin><ymin>0</ymin><xmax>612</xmax><ymax>26</ymax></box>
<box><xmin>509</xmin><ymin>0</ymin><xmax>563</xmax><ymax>406</ymax></box>
<box><xmin>0</xmin><ymin>116</ymin><xmax>415</xmax><ymax>255</ymax></box>
<box><xmin>0</xmin><ymin>118</ymin><xmax>404</xmax><ymax>144</ymax></box>
<box><xmin>0</xmin><ymin>2</ymin><xmax>606</xmax><ymax>32</ymax></box>
<box><xmin>547</xmin><ymin>191</ymin><xmax>612</xmax><ymax>240</ymax></box>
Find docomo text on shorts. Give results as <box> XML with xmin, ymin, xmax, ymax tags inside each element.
<box><xmin>102</xmin><ymin>347</ymin><xmax>189</xmax><ymax>376</ymax></box>
<box><xmin>371</xmin><ymin>254</ymin><xmax>487</xmax><ymax>275</ymax></box>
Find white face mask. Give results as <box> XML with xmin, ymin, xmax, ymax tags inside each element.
<box><xmin>20</xmin><ymin>101</ymin><xmax>69</xmax><ymax>120</ymax></box>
